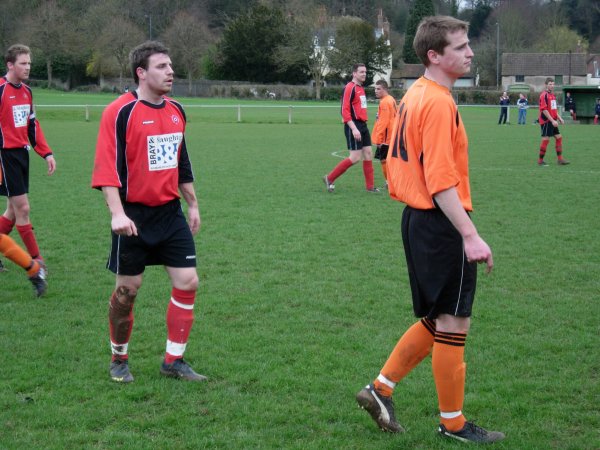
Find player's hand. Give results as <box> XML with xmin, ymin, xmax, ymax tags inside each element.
<box><xmin>187</xmin><ymin>206</ymin><xmax>201</xmax><ymax>235</ymax></box>
<box><xmin>353</xmin><ymin>128</ymin><xmax>362</xmax><ymax>141</ymax></box>
<box><xmin>46</xmin><ymin>155</ymin><xmax>56</xmax><ymax>175</ymax></box>
<box><xmin>464</xmin><ymin>234</ymin><xmax>493</xmax><ymax>274</ymax></box>
<box><xmin>111</xmin><ymin>213</ymin><xmax>138</xmax><ymax>236</ymax></box>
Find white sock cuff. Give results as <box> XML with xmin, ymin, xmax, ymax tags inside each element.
<box><xmin>376</xmin><ymin>374</ymin><xmax>396</xmax><ymax>389</ymax></box>
<box><xmin>110</xmin><ymin>341</ymin><xmax>128</xmax><ymax>356</ymax></box>
<box><xmin>170</xmin><ymin>297</ymin><xmax>194</xmax><ymax>310</ymax></box>
<box><xmin>440</xmin><ymin>410</ymin><xmax>463</xmax><ymax>419</ymax></box>
<box><xmin>166</xmin><ymin>340</ymin><xmax>187</xmax><ymax>357</ymax></box>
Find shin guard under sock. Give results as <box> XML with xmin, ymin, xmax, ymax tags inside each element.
<box><xmin>432</xmin><ymin>331</ymin><xmax>467</xmax><ymax>431</ymax></box>
<box><xmin>165</xmin><ymin>288</ymin><xmax>196</xmax><ymax>364</ymax></box>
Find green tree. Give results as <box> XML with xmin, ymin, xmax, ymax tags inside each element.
<box><xmin>327</xmin><ymin>16</ymin><xmax>391</xmax><ymax>86</ymax></box>
<box><xmin>217</xmin><ymin>4</ymin><xmax>306</xmax><ymax>83</ymax></box>
<box><xmin>535</xmin><ymin>25</ymin><xmax>588</xmax><ymax>53</ymax></box>
<box><xmin>403</xmin><ymin>0</ymin><xmax>435</xmax><ymax>63</ymax></box>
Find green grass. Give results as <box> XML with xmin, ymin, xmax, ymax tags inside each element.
<box><xmin>1</xmin><ymin>91</ymin><xmax>599</xmax><ymax>449</ymax></box>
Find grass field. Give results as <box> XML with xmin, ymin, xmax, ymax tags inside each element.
<box><xmin>1</xmin><ymin>90</ymin><xmax>599</xmax><ymax>449</ymax></box>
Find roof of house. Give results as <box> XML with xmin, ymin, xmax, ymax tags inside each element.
<box><xmin>502</xmin><ymin>53</ymin><xmax>587</xmax><ymax>76</ymax></box>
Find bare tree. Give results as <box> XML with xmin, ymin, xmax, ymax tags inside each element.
<box><xmin>22</xmin><ymin>1</ymin><xmax>75</xmax><ymax>87</ymax></box>
<box><xmin>99</xmin><ymin>17</ymin><xmax>145</xmax><ymax>90</ymax></box>
<box><xmin>275</xmin><ymin>7</ymin><xmax>333</xmax><ymax>99</ymax></box>
<box><xmin>162</xmin><ymin>11</ymin><xmax>214</xmax><ymax>96</ymax></box>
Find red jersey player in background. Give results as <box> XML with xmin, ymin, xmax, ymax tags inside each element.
<box><xmin>0</xmin><ymin>44</ymin><xmax>56</xmax><ymax>274</ymax></box>
<box><xmin>537</xmin><ymin>77</ymin><xmax>569</xmax><ymax>166</ymax></box>
<box><xmin>92</xmin><ymin>41</ymin><xmax>206</xmax><ymax>384</ymax></box>
<box><xmin>323</xmin><ymin>63</ymin><xmax>380</xmax><ymax>193</ymax></box>
<box><xmin>371</xmin><ymin>79</ymin><xmax>397</xmax><ymax>188</ymax></box>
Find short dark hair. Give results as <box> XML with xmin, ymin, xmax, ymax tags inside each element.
<box><xmin>413</xmin><ymin>16</ymin><xmax>469</xmax><ymax>66</ymax></box>
<box><xmin>352</xmin><ymin>63</ymin><xmax>366</xmax><ymax>73</ymax></box>
<box><xmin>5</xmin><ymin>44</ymin><xmax>31</xmax><ymax>65</ymax></box>
<box><xmin>375</xmin><ymin>79</ymin><xmax>389</xmax><ymax>89</ymax></box>
<box><xmin>545</xmin><ymin>77</ymin><xmax>554</xmax><ymax>84</ymax></box>
<box><xmin>129</xmin><ymin>41</ymin><xmax>170</xmax><ymax>84</ymax></box>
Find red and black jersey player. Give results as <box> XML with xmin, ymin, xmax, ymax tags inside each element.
<box><xmin>0</xmin><ymin>44</ymin><xmax>57</xmax><ymax>273</ymax></box>
<box><xmin>92</xmin><ymin>41</ymin><xmax>207</xmax><ymax>384</ymax></box>
<box><xmin>322</xmin><ymin>63</ymin><xmax>380</xmax><ymax>193</ymax></box>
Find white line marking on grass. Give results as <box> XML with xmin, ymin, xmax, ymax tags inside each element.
<box><xmin>471</xmin><ymin>166</ymin><xmax>600</xmax><ymax>175</ymax></box>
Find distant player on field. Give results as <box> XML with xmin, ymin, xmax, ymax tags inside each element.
<box><xmin>537</xmin><ymin>77</ymin><xmax>569</xmax><ymax>166</ymax></box>
<box><xmin>0</xmin><ymin>44</ymin><xmax>56</xmax><ymax>272</ymax></box>
<box><xmin>323</xmin><ymin>63</ymin><xmax>380</xmax><ymax>193</ymax></box>
<box><xmin>355</xmin><ymin>16</ymin><xmax>505</xmax><ymax>444</ymax></box>
<box><xmin>371</xmin><ymin>79</ymin><xmax>397</xmax><ymax>188</ymax></box>
<box><xmin>92</xmin><ymin>41</ymin><xmax>206</xmax><ymax>384</ymax></box>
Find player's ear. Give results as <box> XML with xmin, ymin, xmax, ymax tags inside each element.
<box><xmin>426</xmin><ymin>49</ymin><xmax>437</xmax><ymax>65</ymax></box>
<box><xmin>136</xmin><ymin>66</ymin><xmax>145</xmax><ymax>81</ymax></box>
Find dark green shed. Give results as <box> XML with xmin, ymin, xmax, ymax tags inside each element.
<box><xmin>562</xmin><ymin>85</ymin><xmax>600</xmax><ymax>123</ymax></box>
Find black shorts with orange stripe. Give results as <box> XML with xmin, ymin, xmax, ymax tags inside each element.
<box><xmin>401</xmin><ymin>206</ymin><xmax>477</xmax><ymax>319</ymax></box>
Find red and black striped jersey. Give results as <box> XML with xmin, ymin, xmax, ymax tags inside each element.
<box><xmin>341</xmin><ymin>81</ymin><xmax>368</xmax><ymax>123</ymax></box>
<box><xmin>92</xmin><ymin>91</ymin><xmax>194</xmax><ymax>207</ymax></box>
<box><xmin>0</xmin><ymin>77</ymin><xmax>53</xmax><ymax>157</ymax></box>
<box><xmin>539</xmin><ymin>90</ymin><xmax>558</xmax><ymax>124</ymax></box>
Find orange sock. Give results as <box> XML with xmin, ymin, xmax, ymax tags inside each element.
<box><xmin>0</xmin><ymin>233</ymin><xmax>37</xmax><ymax>274</ymax></box>
<box><xmin>374</xmin><ymin>318</ymin><xmax>435</xmax><ymax>397</ymax></box>
<box><xmin>432</xmin><ymin>331</ymin><xmax>467</xmax><ymax>431</ymax></box>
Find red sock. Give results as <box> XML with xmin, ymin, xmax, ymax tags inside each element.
<box><xmin>0</xmin><ymin>216</ymin><xmax>15</xmax><ymax>234</ymax></box>
<box><xmin>328</xmin><ymin>158</ymin><xmax>353</xmax><ymax>183</ymax></box>
<box><xmin>165</xmin><ymin>288</ymin><xmax>196</xmax><ymax>364</ymax></box>
<box><xmin>538</xmin><ymin>140</ymin><xmax>549</xmax><ymax>163</ymax></box>
<box><xmin>109</xmin><ymin>287</ymin><xmax>136</xmax><ymax>361</ymax></box>
<box><xmin>363</xmin><ymin>160</ymin><xmax>375</xmax><ymax>190</ymax></box>
<box><xmin>555</xmin><ymin>137</ymin><xmax>563</xmax><ymax>159</ymax></box>
<box><xmin>16</xmin><ymin>223</ymin><xmax>41</xmax><ymax>260</ymax></box>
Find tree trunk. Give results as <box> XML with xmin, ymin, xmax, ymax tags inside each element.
<box><xmin>314</xmin><ymin>73</ymin><xmax>322</xmax><ymax>100</ymax></box>
<box><xmin>46</xmin><ymin>59</ymin><xmax>53</xmax><ymax>89</ymax></box>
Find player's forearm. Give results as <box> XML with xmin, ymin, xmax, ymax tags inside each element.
<box><xmin>433</xmin><ymin>187</ymin><xmax>478</xmax><ymax>239</ymax></box>
<box><xmin>179</xmin><ymin>183</ymin><xmax>198</xmax><ymax>209</ymax></box>
<box><xmin>102</xmin><ymin>186</ymin><xmax>126</xmax><ymax>216</ymax></box>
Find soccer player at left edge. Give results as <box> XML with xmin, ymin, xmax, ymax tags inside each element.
<box><xmin>92</xmin><ymin>41</ymin><xmax>207</xmax><ymax>383</ymax></box>
<box><xmin>0</xmin><ymin>44</ymin><xmax>56</xmax><ymax>274</ymax></box>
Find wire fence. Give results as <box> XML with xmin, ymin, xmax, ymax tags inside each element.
<box><xmin>35</xmin><ymin>103</ymin><xmax>553</xmax><ymax>125</ymax></box>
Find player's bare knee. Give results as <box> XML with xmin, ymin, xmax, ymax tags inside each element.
<box><xmin>115</xmin><ymin>285</ymin><xmax>138</xmax><ymax>306</ymax></box>
<box><xmin>177</xmin><ymin>273</ymin><xmax>199</xmax><ymax>291</ymax></box>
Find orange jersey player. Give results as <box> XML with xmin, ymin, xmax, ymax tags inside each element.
<box><xmin>356</xmin><ymin>16</ymin><xmax>505</xmax><ymax>444</ymax></box>
<box><xmin>371</xmin><ymin>79</ymin><xmax>397</xmax><ymax>187</ymax></box>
